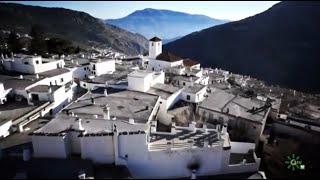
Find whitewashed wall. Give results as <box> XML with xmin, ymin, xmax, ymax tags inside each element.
<box><xmin>0</xmin><ymin>120</ymin><xmax>12</xmax><ymax>138</ymax></box>
<box><xmin>32</xmin><ymin>135</ymin><xmax>68</xmax><ymax>158</ymax></box>
<box><xmin>80</xmin><ymin>136</ymin><xmax>115</xmax><ymax>164</ymax></box>
<box><xmin>148</xmin><ymin>41</ymin><xmax>162</xmax><ymax>59</ymax></box>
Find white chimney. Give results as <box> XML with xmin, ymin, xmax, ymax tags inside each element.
<box><xmin>35</xmin><ymin>74</ymin><xmax>39</xmax><ymax>79</ymax></box>
<box><xmin>93</xmin><ymin>115</ymin><xmax>98</xmax><ymax>119</ymax></box>
<box><xmin>203</xmin><ymin>140</ymin><xmax>209</xmax><ymax>147</ymax></box>
<box><xmin>19</xmin><ymin>75</ymin><xmax>23</xmax><ymax>79</ymax></box>
<box><xmin>103</xmin><ymin>105</ymin><xmax>110</xmax><ymax>120</ymax></box>
<box><xmin>71</xmin><ymin>112</ymin><xmax>75</xmax><ymax>117</ymax></box>
<box><xmin>78</xmin><ymin>118</ymin><xmax>84</xmax><ymax>131</ymax></box>
<box><xmin>222</xmin><ymin>123</ymin><xmax>228</xmax><ymax>135</ymax></box>
<box><xmin>191</xmin><ymin>170</ymin><xmax>196</xmax><ymax>179</ymax></box>
<box><xmin>189</xmin><ymin>121</ymin><xmax>196</xmax><ymax>132</ymax></box>
<box><xmin>48</xmin><ymin>87</ymin><xmax>52</xmax><ymax>93</ymax></box>
<box><xmin>202</xmin><ymin>124</ymin><xmax>208</xmax><ymax>133</ymax></box>
<box><xmin>129</xmin><ymin>118</ymin><xmax>135</xmax><ymax>124</ymax></box>
<box><xmin>104</xmin><ymin>89</ymin><xmax>108</xmax><ymax>96</ymax></box>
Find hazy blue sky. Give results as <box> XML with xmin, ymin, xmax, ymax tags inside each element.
<box><xmin>7</xmin><ymin>1</ymin><xmax>280</xmax><ymax>21</ymax></box>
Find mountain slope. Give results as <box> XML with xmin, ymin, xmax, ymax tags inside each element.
<box><xmin>164</xmin><ymin>1</ymin><xmax>320</xmax><ymax>93</ymax></box>
<box><xmin>105</xmin><ymin>8</ymin><xmax>229</xmax><ymax>40</ymax></box>
<box><xmin>0</xmin><ymin>2</ymin><xmax>148</xmax><ymax>55</ymax></box>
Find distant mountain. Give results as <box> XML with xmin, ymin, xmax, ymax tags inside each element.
<box><xmin>105</xmin><ymin>8</ymin><xmax>230</xmax><ymax>40</ymax></box>
<box><xmin>162</xmin><ymin>36</ymin><xmax>183</xmax><ymax>45</ymax></box>
<box><xmin>0</xmin><ymin>3</ymin><xmax>149</xmax><ymax>55</ymax></box>
<box><xmin>164</xmin><ymin>1</ymin><xmax>320</xmax><ymax>93</ymax></box>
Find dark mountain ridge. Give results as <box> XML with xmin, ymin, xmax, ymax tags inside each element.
<box><xmin>0</xmin><ymin>2</ymin><xmax>149</xmax><ymax>55</ymax></box>
<box><xmin>164</xmin><ymin>1</ymin><xmax>320</xmax><ymax>93</ymax></box>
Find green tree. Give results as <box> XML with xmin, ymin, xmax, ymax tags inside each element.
<box><xmin>227</xmin><ymin>76</ymin><xmax>236</xmax><ymax>85</ymax></box>
<box><xmin>7</xmin><ymin>31</ymin><xmax>23</xmax><ymax>53</ymax></box>
<box><xmin>75</xmin><ymin>46</ymin><xmax>81</xmax><ymax>54</ymax></box>
<box><xmin>29</xmin><ymin>24</ymin><xmax>47</xmax><ymax>55</ymax></box>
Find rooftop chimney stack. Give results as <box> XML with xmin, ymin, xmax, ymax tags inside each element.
<box><xmin>103</xmin><ymin>104</ymin><xmax>110</xmax><ymax>120</ymax></box>
<box><xmin>222</xmin><ymin>123</ymin><xmax>228</xmax><ymax>135</ymax></box>
<box><xmin>104</xmin><ymin>89</ymin><xmax>108</xmax><ymax>96</ymax></box>
<box><xmin>129</xmin><ymin>118</ymin><xmax>135</xmax><ymax>124</ymax></box>
<box><xmin>78</xmin><ymin>118</ymin><xmax>84</xmax><ymax>131</ymax></box>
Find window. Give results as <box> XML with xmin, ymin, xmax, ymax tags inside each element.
<box><xmin>152</xmin><ymin>67</ymin><xmax>154</xmax><ymax>71</ymax></box>
<box><xmin>36</xmin><ymin>60</ymin><xmax>39</xmax><ymax>64</ymax></box>
<box><xmin>24</xmin><ymin>62</ymin><xmax>29</xmax><ymax>64</ymax></box>
<box><xmin>187</xmin><ymin>95</ymin><xmax>190</xmax><ymax>100</ymax></box>
<box><xmin>152</xmin><ymin>42</ymin><xmax>154</xmax><ymax>46</ymax></box>
<box><xmin>49</xmin><ymin>109</ymin><xmax>53</xmax><ymax>115</ymax></box>
<box><xmin>60</xmin><ymin>78</ymin><xmax>64</xmax><ymax>83</ymax></box>
<box><xmin>93</xmin><ymin>64</ymin><xmax>96</xmax><ymax>70</ymax></box>
<box><xmin>84</xmin><ymin>67</ymin><xmax>86</xmax><ymax>70</ymax></box>
<box><xmin>50</xmin><ymin>82</ymin><xmax>52</xmax><ymax>86</ymax></box>
<box><xmin>85</xmin><ymin>75</ymin><xmax>87</xmax><ymax>78</ymax></box>
<box><xmin>183</xmin><ymin>82</ymin><xmax>186</xmax><ymax>86</ymax></box>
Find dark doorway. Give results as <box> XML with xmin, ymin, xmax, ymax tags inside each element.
<box><xmin>31</xmin><ymin>94</ymin><xmax>39</xmax><ymax>101</ymax></box>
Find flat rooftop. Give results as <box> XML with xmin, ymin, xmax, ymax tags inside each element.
<box><xmin>89</xmin><ymin>58</ymin><xmax>114</xmax><ymax>63</ymax></box>
<box><xmin>0</xmin><ymin>118</ymin><xmax>48</xmax><ymax>149</ymax></box>
<box><xmin>39</xmin><ymin>68</ymin><xmax>70</xmax><ymax>78</ymax></box>
<box><xmin>0</xmin><ymin>99</ymin><xmax>45</xmax><ymax>126</ymax></box>
<box><xmin>208</xmin><ymin>82</ymin><xmax>230</xmax><ymax>90</ymax></box>
<box><xmin>0</xmin><ymin>75</ymin><xmax>43</xmax><ymax>90</ymax></box>
<box><xmin>90</xmin><ymin>69</ymin><xmax>132</xmax><ymax>85</ymax></box>
<box><xmin>64</xmin><ymin>58</ymin><xmax>90</xmax><ymax>68</ymax></box>
<box><xmin>172</xmin><ymin>75</ymin><xmax>200</xmax><ymax>82</ymax></box>
<box><xmin>128</xmin><ymin>70</ymin><xmax>153</xmax><ymax>78</ymax></box>
<box><xmin>183</xmin><ymin>84</ymin><xmax>206</xmax><ymax>94</ymax></box>
<box><xmin>199</xmin><ymin>90</ymin><xmax>267</xmax><ymax>123</ymax></box>
<box><xmin>33</xmin><ymin>114</ymin><xmax>148</xmax><ymax>135</ymax></box>
<box><xmin>148</xmin><ymin>127</ymin><xmax>220</xmax><ymax>150</ymax></box>
<box><xmin>199</xmin><ymin>90</ymin><xmax>236</xmax><ymax>112</ymax></box>
<box><xmin>28</xmin><ymin>85</ymin><xmax>61</xmax><ymax>93</ymax></box>
<box><xmin>147</xmin><ymin>83</ymin><xmax>181</xmax><ymax>99</ymax></box>
<box><xmin>64</xmin><ymin>87</ymin><xmax>159</xmax><ymax>123</ymax></box>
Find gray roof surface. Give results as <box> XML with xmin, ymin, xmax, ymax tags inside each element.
<box><xmin>39</xmin><ymin>68</ymin><xmax>70</xmax><ymax>77</ymax></box>
<box><xmin>64</xmin><ymin>88</ymin><xmax>159</xmax><ymax>123</ymax></box>
<box><xmin>199</xmin><ymin>90</ymin><xmax>236</xmax><ymax>112</ymax></box>
<box><xmin>33</xmin><ymin>114</ymin><xmax>148</xmax><ymax>134</ymax></box>
<box><xmin>149</xmin><ymin>127</ymin><xmax>219</xmax><ymax>148</ymax></box>
<box><xmin>172</xmin><ymin>75</ymin><xmax>199</xmax><ymax>82</ymax></box>
<box><xmin>0</xmin><ymin>99</ymin><xmax>44</xmax><ymax>125</ymax></box>
<box><xmin>0</xmin><ymin>75</ymin><xmax>42</xmax><ymax>90</ymax></box>
<box><xmin>183</xmin><ymin>84</ymin><xmax>206</xmax><ymax>94</ymax></box>
<box><xmin>199</xmin><ymin>90</ymin><xmax>267</xmax><ymax>122</ymax></box>
<box><xmin>28</xmin><ymin>85</ymin><xmax>60</xmax><ymax>92</ymax></box>
<box><xmin>147</xmin><ymin>83</ymin><xmax>181</xmax><ymax>99</ymax></box>
<box><xmin>90</xmin><ymin>69</ymin><xmax>132</xmax><ymax>84</ymax></box>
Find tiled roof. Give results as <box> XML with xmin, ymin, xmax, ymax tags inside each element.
<box><xmin>149</xmin><ymin>36</ymin><xmax>162</xmax><ymax>42</ymax></box>
<box><xmin>183</xmin><ymin>58</ymin><xmax>200</xmax><ymax>67</ymax></box>
<box><xmin>156</xmin><ymin>52</ymin><xmax>182</xmax><ymax>62</ymax></box>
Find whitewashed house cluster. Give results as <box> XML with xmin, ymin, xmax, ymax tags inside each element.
<box><xmin>0</xmin><ymin>54</ymin><xmax>77</xmax><ymax>138</ymax></box>
<box><xmin>0</xmin><ymin>36</ymin><xmax>273</xmax><ymax>179</ymax></box>
<box><xmin>30</xmin><ymin>87</ymin><xmax>262</xmax><ymax>179</ymax></box>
